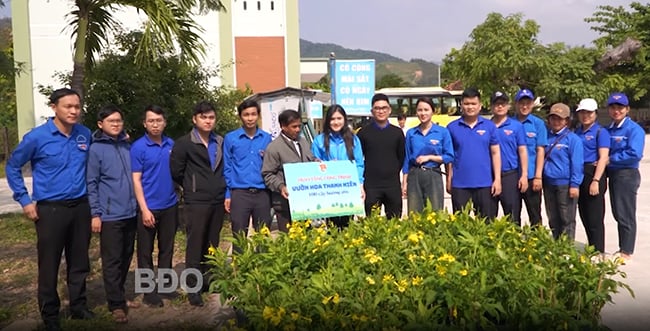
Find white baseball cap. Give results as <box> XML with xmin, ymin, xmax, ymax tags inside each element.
<box><xmin>576</xmin><ymin>98</ymin><xmax>598</xmax><ymax>112</ymax></box>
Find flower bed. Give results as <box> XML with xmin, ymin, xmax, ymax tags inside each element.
<box><xmin>207</xmin><ymin>207</ymin><xmax>631</xmax><ymax>330</ymax></box>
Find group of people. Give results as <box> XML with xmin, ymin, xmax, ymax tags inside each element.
<box><xmin>4</xmin><ymin>86</ymin><xmax>644</xmax><ymax>331</ymax></box>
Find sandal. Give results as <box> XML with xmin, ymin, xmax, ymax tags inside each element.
<box><xmin>127</xmin><ymin>300</ymin><xmax>141</xmax><ymax>309</ymax></box>
<box><xmin>112</xmin><ymin>308</ymin><xmax>128</xmax><ymax>323</ymax></box>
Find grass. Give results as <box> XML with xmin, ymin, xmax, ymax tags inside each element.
<box><xmin>0</xmin><ymin>212</ymin><xmax>235</xmax><ymax>330</ymax></box>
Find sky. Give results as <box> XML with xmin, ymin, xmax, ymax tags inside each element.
<box><xmin>299</xmin><ymin>0</ymin><xmax>637</xmax><ymax>63</ymax></box>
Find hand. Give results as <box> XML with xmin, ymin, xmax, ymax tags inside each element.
<box><xmin>446</xmin><ymin>178</ymin><xmax>452</xmax><ymax>195</ymax></box>
<box><xmin>224</xmin><ymin>198</ymin><xmax>231</xmax><ymax>213</ymax></box>
<box><xmin>360</xmin><ymin>185</ymin><xmax>366</xmax><ymax>201</ymax></box>
<box><xmin>589</xmin><ymin>181</ymin><xmax>600</xmax><ymax>196</ymax></box>
<box><xmin>491</xmin><ymin>180</ymin><xmax>502</xmax><ymax>197</ymax></box>
<box><xmin>91</xmin><ymin>216</ymin><xmax>102</xmax><ymax>233</ymax></box>
<box><xmin>23</xmin><ymin>203</ymin><xmax>38</xmax><ymax>222</ymax></box>
<box><xmin>518</xmin><ymin>176</ymin><xmax>529</xmax><ymax>193</ymax></box>
<box><xmin>141</xmin><ymin>208</ymin><xmax>156</xmax><ymax>228</ymax></box>
<box><xmin>415</xmin><ymin>155</ymin><xmax>429</xmax><ymax>165</ymax></box>
<box><xmin>280</xmin><ymin>186</ymin><xmax>289</xmax><ymax>199</ymax></box>
<box><xmin>569</xmin><ymin>187</ymin><xmax>579</xmax><ymax>199</ymax></box>
<box><xmin>532</xmin><ymin>178</ymin><xmax>542</xmax><ymax>192</ymax></box>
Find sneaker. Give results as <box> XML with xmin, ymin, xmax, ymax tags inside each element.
<box><xmin>188</xmin><ymin>293</ymin><xmax>204</xmax><ymax>307</ymax></box>
<box><xmin>143</xmin><ymin>293</ymin><xmax>164</xmax><ymax>308</ymax></box>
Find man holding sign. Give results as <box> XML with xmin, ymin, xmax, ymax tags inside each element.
<box><xmin>262</xmin><ymin>110</ymin><xmax>317</xmax><ymax>232</ymax></box>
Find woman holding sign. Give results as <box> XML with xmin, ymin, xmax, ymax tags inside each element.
<box><xmin>311</xmin><ymin>105</ymin><xmax>366</xmax><ymax>229</ymax></box>
<box><xmin>402</xmin><ymin>97</ymin><xmax>454</xmax><ymax>213</ymax></box>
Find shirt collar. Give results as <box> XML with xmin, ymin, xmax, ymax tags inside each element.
<box><xmin>192</xmin><ymin>128</ymin><xmax>217</xmax><ymax>143</ymax></box>
<box><xmin>47</xmin><ymin>117</ymin><xmax>78</xmax><ymax>136</ymax></box>
<box><xmin>144</xmin><ymin>133</ymin><xmax>170</xmax><ymax>146</ymax></box>
<box><xmin>609</xmin><ymin>117</ymin><xmax>627</xmax><ymax>129</ymax></box>
<box><xmin>373</xmin><ymin>120</ymin><xmax>390</xmax><ymax>130</ymax></box>
<box><xmin>237</xmin><ymin>126</ymin><xmax>262</xmax><ymax>138</ymax></box>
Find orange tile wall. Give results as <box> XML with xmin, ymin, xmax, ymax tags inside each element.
<box><xmin>234</xmin><ymin>36</ymin><xmax>286</xmax><ymax>93</ymax></box>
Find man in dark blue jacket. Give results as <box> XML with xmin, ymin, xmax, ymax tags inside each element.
<box><xmin>170</xmin><ymin>101</ymin><xmax>227</xmax><ymax>307</ymax></box>
<box><xmin>5</xmin><ymin>88</ymin><xmax>94</xmax><ymax>331</ymax></box>
<box><xmin>86</xmin><ymin>105</ymin><xmax>138</xmax><ymax>323</ymax></box>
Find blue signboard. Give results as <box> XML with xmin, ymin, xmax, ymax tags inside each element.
<box><xmin>331</xmin><ymin>59</ymin><xmax>375</xmax><ymax>116</ymax></box>
<box><xmin>283</xmin><ymin>160</ymin><xmax>365</xmax><ymax>220</ymax></box>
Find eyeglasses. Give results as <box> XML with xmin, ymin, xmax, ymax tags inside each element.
<box><xmin>372</xmin><ymin>106</ymin><xmax>391</xmax><ymax>112</ymax></box>
<box><xmin>145</xmin><ymin>118</ymin><xmax>165</xmax><ymax>124</ymax></box>
<box><xmin>103</xmin><ymin>119</ymin><xmax>124</xmax><ymax>124</ymax></box>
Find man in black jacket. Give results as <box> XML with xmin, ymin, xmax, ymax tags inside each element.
<box><xmin>170</xmin><ymin>101</ymin><xmax>226</xmax><ymax>307</ymax></box>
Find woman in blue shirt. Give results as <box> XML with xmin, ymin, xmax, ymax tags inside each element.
<box><xmin>402</xmin><ymin>97</ymin><xmax>454</xmax><ymax>213</ymax></box>
<box><xmin>311</xmin><ymin>105</ymin><xmax>365</xmax><ymax>229</ymax></box>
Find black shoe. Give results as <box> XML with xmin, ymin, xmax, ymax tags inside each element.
<box><xmin>188</xmin><ymin>293</ymin><xmax>204</xmax><ymax>307</ymax></box>
<box><xmin>143</xmin><ymin>293</ymin><xmax>164</xmax><ymax>307</ymax></box>
<box><xmin>70</xmin><ymin>308</ymin><xmax>95</xmax><ymax>320</ymax></box>
<box><xmin>159</xmin><ymin>291</ymin><xmax>179</xmax><ymax>300</ymax></box>
<box><xmin>44</xmin><ymin>319</ymin><xmax>62</xmax><ymax>331</ymax></box>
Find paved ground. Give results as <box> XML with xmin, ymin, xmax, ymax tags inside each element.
<box><xmin>1</xmin><ymin>136</ymin><xmax>648</xmax><ymax>329</ymax></box>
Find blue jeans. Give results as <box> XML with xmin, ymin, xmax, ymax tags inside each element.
<box><xmin>543</xmin><ymin>184</ymin><xmax>577</xmax><ymax>240</ymax></box>
<box><xmin>407</xmin><ymin>167</ymin><xmax>444</xmax><ymax>213</ymax></box>
<box><xmin>608</xmin><ymin>168</ymin><xmax>641</xmax><ymax>254</ymax></box>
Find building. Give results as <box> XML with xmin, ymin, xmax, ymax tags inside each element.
<box><xmin>12</xmin><ymin>0</ymin><xmax>300</xmax><ymax>137</ymax></box>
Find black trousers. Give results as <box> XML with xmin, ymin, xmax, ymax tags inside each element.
<box><xmin>137</xmin><ymin>205</ymin><xmax>178</xmax><ymax>274</ymax></box>
<box><xmin>521</xmin><ymin>180</ymin><xmax>543</xmax><ymax>226</ymax></box>
<box><xmin>100</xmin><ymin>218</ymin><xmax>137</xmax><ymax>311</ymax></box>
<box><xmin>328</xmin><ymin>216</ymin><xmax>351</xmax><ymax>230</ymax></box>
<box><xmin>35</xmin><ymin>198</ymin><xmax>91</xmax><ymax>322</ymax></box>
<box><xmin>451</xmin><ymin>187</ymin><xmax>497</xmax><ymax>220</ymax></box>
<box><xmin>183</xmin><ymin>203</ymin><xmax>225</xmax><ymax>292</ymax></box>
<box><xmin>230</xmin><ymin>189</ymin><xmax>272</xmax><ymax>237</ymax></box>
<box><xmin>578</xmin><ymin>164</ymin><xmax>607</xmax><ymax>253</ymax></box>
<box><xmin>496</xmin><ymin>170</ymin><xmax>522</xmax><ymax>225</ymax></box>
<box><xmin>364</xmin><ymin>186</ymin><xmax>402</xmax><ymax>219</ymax></box>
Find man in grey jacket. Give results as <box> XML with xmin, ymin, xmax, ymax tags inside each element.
<box><xmin>262</xmin><ymin>109</ymin><xmax>316</xmax><ymax>232</ymax></box>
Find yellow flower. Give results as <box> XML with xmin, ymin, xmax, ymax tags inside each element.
<box><xmin>351</xmin><ymin>237</ymin><xmax>365</xmax><ymax>246</ymax></box>
<box><xmin>450</xmin><ymin>213</ymin><xmax>457</xmax><ymax>221</ymax></box>
<box><xmin>394</xmin><ymin>279</ymin><xmax>408</xmax><ymax>292</ymax></box>
<box><xmin>367</xmin><ymin>255</ymin><xmax>382</xmax><ymax>264</ymax></box>
<box><xmin>382</xmin><ymin>274</ymin><xmax>394</xmax><ymax>283</ymax></box>
<box><xmin>207</xmin><ymin>246</ymin><xmax>217</xmax><ymax>256</ymax></box>
<box><xmin>579</xmin><ymin>255</ymin><xmax>587</xmax><ymax>263</ymax></box>
<box><xmin>412</xmin><ymin>276</ymin><xmax>423</xmax><ymax>286</ymax></box>
<box><xmin>451</xmin><ymin>306</ymin><xmax>458</xmax><ymax>318</ymax></box>
<box><xmin>262</xmin><ymin>306</ymin><xmax>274</xmax><ymax>320</ymax></box>
<box><xmin>408</xmin><ymin>253</ymin><xmax>417</xmax><ymax>262</ymax></box>
<box><xmin>407</xmin><ymin>233</ymin><xmax>420</xmax><ymax>243</ymax></box>
<box><xmin>438</xmin><ymin>253</ymin><xmax>456</xmax><ymax>263</ymax></box>
<box><xmin>436</xmin><ymin>264</ymin><xmax>447</xmax><ymax>276</ymax></box>
<box><xmin>322</xmin><ymin>296</ymin><xmax>332</xmax><ymax>305</ymax></box>
<box><xmin>332</xmin><ymin>293</ymin><xmax>340</xmax><ymax>304</ymax></box>
<box><xmin>259</xmin><ymin>226</ymin><xmax>271</xmax><ymax>236</ymax></box>
<box><xmin>290</xmin><ymin>312</ymin><xmax>300</xmax><ymax>320</ymax></box>
<box><xmin>366</xmin><ymin>276</ymin><xmax>376</xmax><ymax>285</ymax></box>
<box><xmin>459</xmin><ymin>269</ymin><xmax>468</xmax><ymax>276</ymax></box>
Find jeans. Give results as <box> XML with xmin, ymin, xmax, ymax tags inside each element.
<box><xmin>407</xmin><ymin>167</ymin><xmax>444</xmax><ymax>213</ymax></box>
<box><xmin>608</xmin><ymin>168</ymin><xmax>641</xmax><ymax>254</ymax></box>
<box><xmin>543</xmin><ymin>184</ymin><xmax>577</xmax><ymax>240</ymax></box>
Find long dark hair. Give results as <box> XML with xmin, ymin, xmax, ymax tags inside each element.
<box><xmin>323</xmin><ymin>104</ymin><xmax>355</xmax><ymax>161</ymax></box>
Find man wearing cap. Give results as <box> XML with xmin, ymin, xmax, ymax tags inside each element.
<box><xmin>605</xmin><ymin>92</ymin><xmax>645</xmax><ymax>262</ymax></box>
<box><xmin>513</xmin><ymin>88</ymin><xmax>547</xmax><ymax>226</ymax></box>
<box><xmin>574</xmin><ymin>98</ymin><xmax>610</xmax><ymax>254</ymax></box>
<box><xmin>543</xmin><ymin>103</ymin><xmax>583</xmax><ymax>240</ymax></box>
<box><xmin>490</xmin><ymin>91</ymin><xmax>528</xmax><ymax>225</ymax></box>
<box><xmin>446</xmin><ymin>88</ymin><xmax>501</xmax><ymax>219</ymax></box>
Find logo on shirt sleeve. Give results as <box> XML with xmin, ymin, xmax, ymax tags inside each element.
<box><xmin>527</xmin><ymin>132</ymin><xmax>537</xmax><ymax>138</ymax></box>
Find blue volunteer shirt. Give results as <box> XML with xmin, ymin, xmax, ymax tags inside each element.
<box><xmin>311</xmin><ymin>132</ymin><xmax>365</xmax><ymax>184</ymax></box>
<box><xmin>447</xmin><ymin>117</ymin><xmax>499</xmax><ymax>188</ymax></box>
<box><xmin>193</xmin><ymin>128</ymin><xmax>219</xmax><ymax>170</ymax></box>
<box><xmin>223</xmin><ymin>127</ymin><xmax>272</xmax><ymax>198</ymax></box>
<box><xmin>402</xmin><ymin>124</ymin><xmax>454</xmax><ymax>173</ymax></box>
<box><xmin>130</xmin><ymin>134</ymin><xmax>177</xmax><ymax>210</ymax></box>
<box><xmin>513</xmin><ymin>114</ymin><xmax>548</xmax><ymax>179</ymax></box>
<box><xmin>607</xmin><ymin>117</ymin><xmax>645</xmax><ymax>170</ymax></box>
<box><xmin>543</xmin><ymin>127</ymin><xmax>584</xmax><ymax>187</ymax></box>
<box><xmin>575</xmin><ymin>123</ymin><xmax>610</xmax><ymax>164</ymax></box>
<box><xmin>495</xmin><ymin>118</ymin><xmax>527</xmax><ymax>172</ymax></box>
<box><xmin>6</xmin><ymin>118</ymin><xmax>91</xmax><ymax>206</ymax></box>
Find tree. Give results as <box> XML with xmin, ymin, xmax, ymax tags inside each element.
<box><xmin>83</xmin><ymin>31</ymin><xmax>244</xmax><ymax>139</ymax></box>
<box><xmin>0</xmin><ymin>17</ymin><xmax>18</xmax><ymax>156</ymax></box>
<box><xmin>376</xmin><ymin>73</ymin><xmax>408</xmax><ymax>89</ymax></box>
<box><xmin>67</xmin><ymin>0</ymin><xmax>225</xmax><ymax>103</ymax></box>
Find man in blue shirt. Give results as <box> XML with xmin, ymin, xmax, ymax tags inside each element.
<box><xmin>170</xmin><ymin>101</ymin><xmax>226</xmax><ymax>307</ymax></box>
<box><xmin>605</xmin><ymin>92</ymin><xmax>645</xmax><ymax>262</ymax></box>
<box><xmin>223</xmin><ymin>100</ymin><xmax>272</xmax><ymax>249</ymax></box>
<box><xmin>5</xmin><ymin>88</ymin><xmax>94</xmax><ymax>330</ymax></box>
<box><xmin>131</xmin><ymin>105</ymin><xmax>178</xmax><ymax>307</ymax></box>
<box><xmin>447</xmin><ymin>88</ymin><xmax>501</xmax><ymax>219</ymax></box>
<box><xmin>513</xmin><ymin>88</ymin><xmax>547</xmax><ymax>226</ymax></box>
<box><xmin>490</xmin><ymin>91</ymin><xmax>528</xmax><ymax>225</ymax></box>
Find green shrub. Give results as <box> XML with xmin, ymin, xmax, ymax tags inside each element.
<box><xmin>207</xmin><ymin>207</ymin><xmax>631</xmax><ymax>331</ymax></box>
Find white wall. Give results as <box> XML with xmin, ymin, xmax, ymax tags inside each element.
<box><xmin>232</xmin><ymin>0</ymin><xmax>285</xmax><ymax>37</ymax></box>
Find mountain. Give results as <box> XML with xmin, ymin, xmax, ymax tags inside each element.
<box><xmin>300</xmin><ymin>39</ymin><xmax>440</xmax><ymax>86</ymax></box>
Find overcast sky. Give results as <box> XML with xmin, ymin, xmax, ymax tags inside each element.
<box><xmin>299</xmin><ymin>0</ymin><xmax>637</xmax><ymax>63</ymax></box>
